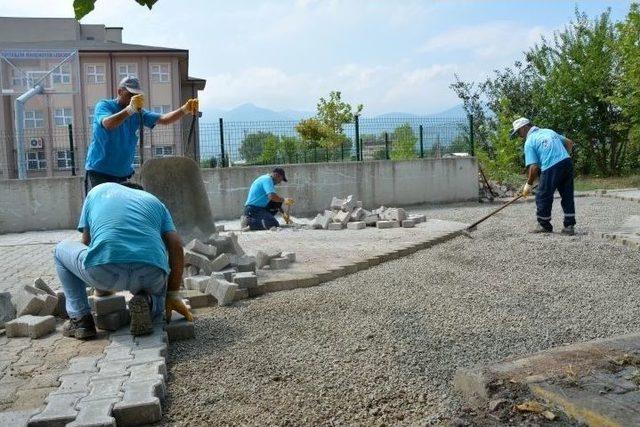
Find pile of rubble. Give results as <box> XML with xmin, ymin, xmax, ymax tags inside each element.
<box><xmin>181</xmin><ymin>232</ymin><xmax>296</xmax><ymax>306</ymax></box>
<box><xmin>478</xmin><ymin>178</ymin><xmax>520</xmax><ymax>201</ymax></box>
<box><xmin>310</xmin><ymin>195</ymin><xmax>426</xmax><ymax>230</ymax></box>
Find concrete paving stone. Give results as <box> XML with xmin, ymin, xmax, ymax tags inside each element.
<box><xmin>255</xmin><ymin>249</ymin><xmax>282</xmax><ymax>269</ymax></box>
<box><xmin>363</xmin><ymin>213</ymin><xmax>379</xmax><ymax>225</ymax></box>
<box><xmin>233</xmin><ymin>272</ymin><xmax>258</xmax><ymax>289</ymax></box>
<box><xmin>0</xmin><ymin>410</ymin><xmax>38</xmax><ymax>427</ymax></box>
<box><xmin>184</xmin><ymin>251</ymin><xmax>215</xmax><ymax>275</ymax></box>
<box><xmin>183</xmin><ymin>265</ymin><xmax>199</xmax><ymax>278</ymax></box>
<box><xmin>67</xmin><ymin>356</ymin><xmax>100</xmax><ymax>374</ymax></box>
<box><xmin>354</xmin><ymin>260</ymin><xmax>370</xmax><ymax>270</ymax></box>
<box><xmin>132</xmin><ymin>346</ymin><xmax>166</xmax><ymax>360</ymax></box>
<box><xmin>83</xmin><ymin>377</ymin><xmax>126</xmax><ymax>402</ymax></box>
<box><xmin>269</xmin><ymin>257</ymin><xmax>290</xmax><ymax>270</ymax></box>
<box><xmin>234</xmin><ymin>288</ymin><xmax>249</xmax><ymax>301</ymax></box>
<box><xmin>94</xmin><ymin>309</ymin><xmax>130</xmax><ymax>332</ymax></box>
<box><xmin>51</xmin><ymin>372</ymin><xmax>93</xmax><ymax>396</ymax></box>
<box><xmin>281</xmin><ymin>252</ymin><xmax>296</xmax><ymax>263</ymax></box>
<box><xmin>29</xmin><ymin>392</ymin><xmax>86</xmax><ymax>427</ymax></box>
<box><xmin>0</xmin><ymin>291</ymin><xmax>17</xmax><ymax>328</ymax></box>
<box><xmin>228</xmin><ymin>232</ymin><xmax>246</xmax><ymax>256</ymax></box>
<box><xmin>380</xmin><ymin>207</ymin><xmax>407</xmax><ymax>222</ymax></box>
<box><xmin>0</xmin><ymin>381</ymin><xmax>20</xmax><ymax>405</ymax></box>
<box><xmin>409</xmin><ymin>213</ymin><xmax>427</xmax><ymax>223</ymax></box>
<box><xmin>89</xmin><ymin>295</ymin><xmax>126</xmax><ymax>316</ymax></box>
<box><xmin>12</xmin><ymin>386</ymin><xmax>58</xmax><ymax>411</ymax></box>
<box><xmin>107</xmin><ymin>335</ymin><xmax>136</xmax><ymax>349</ymax></box>
<box><xmin>346</xmin><ymin>221</ymin><xmax>366</xmax><ymax>230</ymax></box>
<box><xmin>206</xmin><ymin>235</ymin><xmax>234</xmax><ymax>254</ymax></box>
<box><xmin>53</xmin><ymin>291</ymin><xmax>67</xmax><ymax>319</ymax></box>
<box><xmin>16</xmin><ymin>288</ymin><xmax>45</xmax><ymax>317</ymax></box>
<box><xmin>205</xmin><ymin>278</ymin><xmax>238</xmax><ymax>306</ymax></box>
<box><xmin>184</xmin><ymin>239</ymin><xmax>217</xmax><ymax>259</ymax></box>
<box><xmin>210</xmin><ymin>253</ymin><xmax>232</xmax><ymax>272</ymax></box>
<box><xmin>341</xmin><ymin>195</ymin><xmax>356</xmax><ymax>211</ymax></box>
<box><xmin>6</xmin><ymin>315</ymin><xmax>56</xmax><ymax>339</ymax></box>
<box><xmin>179</xmin><ymin>289</ymin><xmax>215</xmax><ymax>308</ymax></box>
<box><xmin>33</xmin><ymin>278</ymin><xmax>55</xmax><ymax>296</ymax></box>
<box><xmin>165</xmin><ymin>319</ymin><xmax>195</xmax><ymax>342</ymax></box>
<box><xmin>330</xmin><ymin>197</ymin><xmax>344</xmax><ymax>210</ymax></box>
<box><xmin>23</xmin><ymin>370</ymin><xmax>62</xmax><ymax>390</ymax></box>
<box><xmin>134</xmin><ymin>331</ymin><xmax>167</xmax><ymax>348</ymax></box>
<box><xmin>128</xmin><ymin>360</ymin><xmax>166</xmax><ymax>381</ymax></box>
<box><xmin>112</xmin><ymin>379</ymin><xmax>163</xmax><ymax>426</ymax></box>
<box><xmin>335</xmin><ymin>263</ymin><xmax>358</xmax><ymax>275</ymax></box>
<box><xmin>217</xmin><ymin>268</ymin><xmax>237</xmax><ymax>282</ymax></box>
<box><xmin>376</xmin><ymin>220</ymin><xmax>400</xmax><ymax>229</ymax></box>
<box><xmin>102</xmin><ymin>346</ymin><xmax>133</xmax><ymax>363</ymax></box>
<box><xmin>38</xmin><ymin>294</ymin><xmax>59</xmax><ymax>316</ymax></box>
<box><xmin>350</xmin><ymin>207</ymin><xmax>365</xmax><ymax>221</ymax></box>
<box><xmin>215</xmin><ymin>224</ymin><xmax>225</xmax><ymax>232</ymax></box>
<box><xmin>236</xmin><ymin>255</ymin><xmax>257</xmax><ymax>273</ymax></box>
<box><xmin>183</xmin><ymin>275</ymin><xmax>212</xmax><ymax>293</ymax></box>
<box><xmin>96</xmin><ymin>359</ymin><xmax>131</xmax><ymax>376</ymax></box>
<box><xmin>402</xmin><ymin>219</ymin><xmax>416</xmax><ymax>228</ymax></box>
<box><xmin>68</xmin><ymin>397</ymin><xmax>119</xmax><ymax>427</ymax></box>
<box><xmin>333</xmin><ymin>211</ymin><xmax>351</xmax><ymax>226</ymax></box>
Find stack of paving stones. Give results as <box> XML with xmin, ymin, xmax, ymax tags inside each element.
<box><xmin>25</xmin><ymin>324</ymin><xmax>172</xmax><ymax>426</ymax></box>
<box><xmin>3</xmin><ymin>278</ymin><xmax>67</xmax><ymax>339</ymax></box>
<box><xmin>310</xmin><ymin>195</ymin><xmax>427</xmax><ymax>230</ymax></box>
<box><xmin>89</xmin><ymin>294</ymin><xmax>130</xmax><ymax>332</ymax></box>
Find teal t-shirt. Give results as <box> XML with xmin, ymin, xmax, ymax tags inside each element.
<box><xmin>524</xmin><ymin>127</ymin><xmax>570</xmax><ymax>171</ymax></box>
<box><xmin>245</xmin><ymin>174</ymin><xmax>276</xmax><ymax>207</ymax></box>
<box><xmin>78</xmin><ymin>183</ymin><xmax>176</xmax><ymax>273</ymax></box>
<box><xmin>85</xmin><ymin>99</ymin><xmax>161</xmax><ymax>177</ymax></box>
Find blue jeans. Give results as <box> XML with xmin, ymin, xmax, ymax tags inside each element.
<box><xmin>244</xmin><ymin>204</ymin><xmax>280</xmax><ymax>230</ymax></box>
<box><xmin>536</xmin><ymin>158</ymin><xmax>576</xmax><ymax>231</ymax></box>
<box><xmin>54</xmin><ymin>240</ymin><xmax>167</xmax><ymax>319</ymax></box>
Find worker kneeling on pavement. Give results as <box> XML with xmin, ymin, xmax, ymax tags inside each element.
<box><xmin>54</xmin><ymin>182</ymin><xmax>193</xmax><ymax>340</ymax></box>
<box><xmin>241</xmin><ymin>167</ymin><xmax>294</xmax><ymax>230</ymax></box>
<box><xmin>511</xmin><ymin>117</ymin><xmax>576</xmax><ymax>235</ymax></box>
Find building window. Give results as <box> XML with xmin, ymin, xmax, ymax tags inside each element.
<box><xmin>54</xmin><ymin>108</ymin><xmax>73</xmax><ymax>127</ymax></box>
<box><xmin>57</xmin><ymin>150</ymin><xmax>73</xmax><ymax>169</ymax></box>
<box><xmin>86</xmin><ymin>64</ymin><xmax>105</xmax><ymax>84</ymax></box>
<box><xmin>117</xmin><ymin>64</ymin><xmax>138</xmax><ymax>81</ymax></box>
<box><xmin>27</xmin><ymin>150</ymin><xmax>47</xmax><ymax>170</ymax></box>
<box><xmin>151</xmin><ymin>105</ymin><xmax>171</xmax><ymax>114</ymax></box>
<box><xmin>52</xmin><ymin>64</ymin><xmax>71</xmax><ymax>84</ymax></box>
<box><xmin>11</xmin><ymin>69</ymin><xmax>25</xmax><ymax>87</ymax></box>
<box><xmin>150</xmin><ymin>63</ymin><xmax>170</xmax><ymax>83</ymax></box>
<box><xmin>154</xmin><ymin>145</ymin><xmax>174</xmax><ymax>157</ymax></box>
<box><xmin>24</xmin><ymin>110</ymin><xmax>44</xmax><ymax>129</ymax></box>
<box><xmin>88</xmin><ymin>106</ymin><xmax>95</xmax><ymax>126</ymax></box>
<box><xmin>11</xmin><ymin>70</ymin><xmax>52</xmax><ymax>88</ymax></box>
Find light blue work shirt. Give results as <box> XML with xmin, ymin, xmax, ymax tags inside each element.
<box><xmin>524</xmin><ymin>127</ymin><xmax>570</xmax><ymax>171</ymax></box>
<box><xmin>85</xmin><ymin>99</ymin><xmax>161</xmax><ymax>177</ymax></box>
<box><xmin>245</xmin><ymin>174</ymin><xmax>276</xmax><ymax>207</ymax></box>
<box><xmin>78</xmin><ymin>183</ymin><xmax>176</xmax><ymax>273</ymax></box>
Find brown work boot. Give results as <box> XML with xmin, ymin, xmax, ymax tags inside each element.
<box><xmin>62</xmin><ymin>314</ymin><xmax>97</xmax><ymax>340</ymax></box>
<box><xmin>529</xmin><ymin>224</ymin><xmax>552</xmax><ymax>234</ymax></box>
<box><xmin>129</xmin><ymin>293</ymin><xmax>153</xmax><ymax>336</ymax></box>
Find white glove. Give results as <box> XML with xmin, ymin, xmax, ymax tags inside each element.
<box><xmin>522</xmin><ymin>183</ymin><xmax>533</xmax><ymax>197</ymax></box>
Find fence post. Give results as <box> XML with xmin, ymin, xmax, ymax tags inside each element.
<box><xmin>360</xmin><ymin>138</ymin><xmax>363</xmax><ymax>161</ymax></box>
<box><xmin>218</xmin><ymin>117</ymin><xmax>226</xmax><ymax>167</ymax></box>
<box><xmin>384</xmin><ymin>132</ymin><xmax>390</xmax><ymax>160</ymax></box>
<box><xmin>341</xmin><ymin>142</ymin><xmax>344</xmax><ymax>161</ymax></box>
<box><xmin>419</xmin><ymin>124</ymin><xmax>424</xmax><ymax>158</ymax></box>
<box><xmin>67</xmin><ymin>123</ymin><xmax>76</xmax><ymax>176</ymax></box>
<box><xmin>354</xmin><ymin>115</ymin><xmax>360</xmax><ymax>161</ymax></box>
<box><xmin>468</xmin><ymin>114</ymin><xmax>475</xmax><ymax>157</ymax></box>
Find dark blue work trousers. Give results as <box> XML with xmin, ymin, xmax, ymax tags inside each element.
<box><xmin>244</xmin><ymin>200</ymin><xmax>282</xmax><ymax>230</ymax></box>
<box><xmin>536</xmin><ymin>158</ymin><xmax>576</xmax><ymax>231</ymax></box>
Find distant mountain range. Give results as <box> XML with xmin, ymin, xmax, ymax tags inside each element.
<box><xmin>201</xmin><ymin>103</ymin><xmax>467</xmax><ymax>123</ymax></box>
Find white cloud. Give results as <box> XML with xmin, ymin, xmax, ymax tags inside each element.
<box><xmin>420</xmin><ymin>21</ymin><xmax>553</xmax><ymax>60</ymax></box>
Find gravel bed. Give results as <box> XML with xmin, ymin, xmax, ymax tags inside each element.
<box><xmin>161</xmin><ymin>196</ymin><xmax>640</xmax><ymax>426</ymax></box>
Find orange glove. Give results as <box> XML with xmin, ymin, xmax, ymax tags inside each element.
<box><xmin>181</xmin><ymin>98</ymin><xmax>199</xmax><ymax>115</ymax></box>
<box><xmin>165</xmin><ymin>291</ymin><xmax>194</xmax><ymax>322</ymax></box>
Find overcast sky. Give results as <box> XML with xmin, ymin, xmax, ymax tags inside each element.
<box><xmin>0</xmin><ymin>0</ymin><xmax>632</xmax><ymax>114</ymax></box>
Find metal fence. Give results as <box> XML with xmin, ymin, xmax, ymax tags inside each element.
<box><xmin>0</xmin><ymin>115</ymin><xmax>473</xmax><ymax>179</ymax></box>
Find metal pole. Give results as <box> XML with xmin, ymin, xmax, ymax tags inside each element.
<box><xmin>138</xmin><ymin>111</ymin><xmax>144</xmax><ymax>165</ymax></box>
<box><xmin>218</xmin><ymin>117</ymin><xmax>225</xmax><ymax>167</ymax></box>
<box><xmin>360</xmin><ymin>138</ymin><xmax>363</xmax><ymax>161</ymax></box>
<box><xmin>14</xmin><ymin>85</ymin><xmax>43</xmax><ymax>179</ymax></box>
<box><xmin>67</xmin><ymin>123</ymin><xmax>76</xmax><ymax>176</ymax></box>
<box><xmin>384</xmin><ymin>132</ymin><xmax>389</xmax><ymax>160</ymax></box>
<box><xmin>419</xmin><ymin>124</ymin><xmax>424</xmax><ymax>158</ymax></box>
<box><xmin>354</xmin><ymin>115</ymin><xmax>360</xmax><ymax>161</ymax></box>
<box><xmin>468</xmin><ymin>114</ymin><xmax>475</xmax><ymax>157</ymax></box>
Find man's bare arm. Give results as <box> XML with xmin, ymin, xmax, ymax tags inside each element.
<box><xmin>81</xmin><ymin>228</ymin><xmax>91</xmax><ymax>245</ymax></box>
<box><xmin>563</xmin><ymin>137</ymin><xmax>575</xmax><ymax>153</ymax></box>
<box><xmin>157</xmin><ymin>108</ymin><xmax>187</xmax><ymax>126</ymax></box>
<box><xmin>527</xmin><ymin>164</ymin><xmax>540</xmax><ymax>186</ymax></box>
<box><xmin>101</xmin><ymin>108</ymin><xmax>132</xmax><ymax>130</ymax></box>
<box><xmin>268</xmin><ymin>193</ymin><xmax>284</xmax><ymax>203</ymax></box>
<box><xmin>162</xmin><ymin>231</ymin><xmax>184</xmax><ymax>292</ymax></box>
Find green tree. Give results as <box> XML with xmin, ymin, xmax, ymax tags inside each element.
<box><xmin>74</xmin><ymin>0</ymin><xmax>156</xmax><ymax>19</ymax></box>
<box><xmin>260</xmin><ymin>134</ymin><xmax>280</xmax><ymax>165</ymax></box>
<box><xmin>280</xmin><ymin>136</ymin><xmax>299</xmax><ymax>163</ymax></box>
<box><xmin>239</xmin><ymin>131</ymin><xmax>274</xmax><ymax>164</ymax></box>
<box><xmin>390</xmin><ymin>123</ymin><xmax>418</xmax><ymax>160</ymax></box>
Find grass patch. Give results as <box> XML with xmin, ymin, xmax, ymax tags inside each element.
<box><xmin>574</xmin><ymin>175</ymin><xmax>640</xmax><ymax>191</ymax></box>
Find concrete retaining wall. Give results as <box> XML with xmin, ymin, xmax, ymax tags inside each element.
<box><xmin>0</xmin><ymin>176</ymin><xmax>84</xmax><ymax>233</ymax></box>
<box><xmin>0</xmin><ymin>158</ymin><xmax>477</xmax><ymax>233</ymax></box>
<box><xmin>202</xmin><ymin>158</ymin><xmax>478</xmax><ymax>220</ymax></box>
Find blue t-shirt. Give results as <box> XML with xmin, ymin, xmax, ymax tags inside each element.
<box><xmin>524</xmin><ymin>127</ymin><xmax>570</xmax><ymax>171</ymax></box>
<box><xmin>245</xmin><ymin>174</ymin><xmax>276</xmax><ymax>207</ymax></box>
<box><xmin>78</xmin><ymin>183</ymin><xmax>176</xmax><ymax>273</ymax></box>
<box><xmin>85</xmin><ymin>99</ymin><xmax>161</xmax><ymax>177</ymax></box>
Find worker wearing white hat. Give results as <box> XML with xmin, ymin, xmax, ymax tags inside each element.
<box><xmin>511</xmin><ymin>117</ymin><xmax>577</xmax><ymax>235</ymax></box>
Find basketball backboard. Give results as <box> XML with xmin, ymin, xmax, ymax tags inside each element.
<box><xmin>0</xmin><ymin>49</ymin><xmax>80</xmax><ymax>96</ymax></box>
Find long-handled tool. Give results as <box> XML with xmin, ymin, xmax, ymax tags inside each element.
<box><xmin>466</xmin><ymin>186</ymin><xmax>537</xmax><ymax>231</ymax></box>
<box><xmin>138</xmin><ymin>110</ymin><xmax>144</xmax><ymax>165</ymax></box>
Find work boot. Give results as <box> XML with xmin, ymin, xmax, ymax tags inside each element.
<box><xmin>240</xmin><ymin>215</ymin><xmax>249</xmax><ymax>228</ymax></box>
<box><xmin>62</xmin><ymin>314</ymin><xmax>97</xmax><ymax>340</ymax></box>
<box><xmin>529</xmin><ymin>224</ymin><xmax>552</xmax><ymax>234</ymax></box>
<box><xmin>129</xmin><ymin>292</ymin><xmax>153</xmax><ymax>336</ymax></box>
<box><xmin>561</xmin><ymin>225</ymin><xmax>575</xmax><ymax>236</ymax></box>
